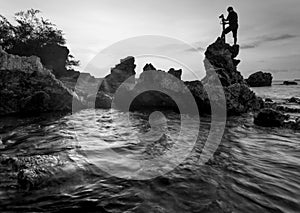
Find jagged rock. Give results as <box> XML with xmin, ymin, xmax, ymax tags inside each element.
<box><xmin>246</xmin><ymin>71</ymin><xmax>273</xmax><ymax>87</ymax></box>
<box><xmin>254</xmin><ymin>108</ymin><xmax>288</xmax><ymax>127</ymax></box>
<box><xmin>0</xmin><ymin>47</ymin><xmax>84</xmax><ymax>115</ymax></box>
<box><xmin>168</xmin><ymin>68</ymin><xmax>182</xmax><ymax>80</ymax></box>
<box><xmin>143</xmin><ymin>63</ymin><xmax>156</xmax><ymax>71</ymax></box>
<box><xmin>201</xmin><ymin>38</ymin><xmax>263</xmax><ymax>114</ymax></box>
<box><xmin>99</xmin><ymin>56</ymin><xmax>136</xmax><ymax>93</ymax></box>
<box><xmin>283</xmin><ymin>81</ymin><xmax>298</xmax><ymax>85</ymax></box>
<box><xmin>203</xmin><ymin>38</ymin><xmax>244</xmax><ymax>87</ymax></box>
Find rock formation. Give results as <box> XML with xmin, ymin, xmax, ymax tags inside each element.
<box><xmin>110</xmin><ymin>38</ymin><xmax>263</xmax><ymax>115</ymax></box>
<box><xmin>0</xmin><ymin>47</ymin><xmax>84</xmax><ymax>115</ymax></box>
<box><xmin>143</xmin><ymin>63</ymin><xmax>156</xmax><ymax>71</ymax></box>
<box><xmin>168</xmin><ymin>68</ymin><xmax>182</xmax><ymax>80</ymax></box>
<box><xmin>246</xmin><ymin>71</ymin><xmax>273</xmax><ymax>87</ymax></box>
<box><xmin>202</xmin><ymin>38</ymin><xmax>243</xmax><ymax>86</ymax></box>
<box><xmin>196</xmin><ymin>38</ymin><xmax>263</xmax><ymax>115</ymax></box>
<box><xmin>99</xmin><ymin>56</ymin><xmax>136</xmax><ymax>93</ymax></box>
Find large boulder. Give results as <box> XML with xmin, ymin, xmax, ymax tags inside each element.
<box><xmin>246</xmin><ymin>71</ymin><xmax>273</xmax><ymax>87</ymax></box>
<box><xmin>254</xmin><ymin>108</ymin><xmax>288</xmax><ymax>127</ymax></box>
<box><xmin>99</xmin><ymin>56</ymin><xmax>136</xmax><ymax>93</ymax></box>
<box><xmin>0</xmin><ymin>47</ymin><xmax>84</xmax><ymax>115</ymax></box>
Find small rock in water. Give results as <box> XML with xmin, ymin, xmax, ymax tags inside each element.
<box><xmin>283</xmin><ymin>81</ymin><xmax>298</xmax><ymax>85</ymax></box>
<box><xmin>288</xmin><ymin>97</ymin><xmax>300</xmax><ymax>104</ymax></box>
<box><xmin>265</xmin><ymin>98</ymin><xmax>273</xmax><ymax>103</ymax></box>
<box><xmin>254</xmin><ymin>108</ymin><xmax>288</xmax><ymax>127</ymax></box>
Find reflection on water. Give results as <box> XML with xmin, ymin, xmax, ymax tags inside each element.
<box><xmin>0</xmin><ymin>109</ymin><xmax>299</xmax><ymax>213</ymax></box>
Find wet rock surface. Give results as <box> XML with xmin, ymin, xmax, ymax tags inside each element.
<box><xmin>0</xmin><ymin>154</ymin><xmax>64</xmax><ymax>189</ymax></box>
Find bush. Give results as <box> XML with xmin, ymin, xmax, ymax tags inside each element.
<box><xmin>0</xmin><ymin>9</ymin><xmax>79</xmax><ymax>69</ymax></box>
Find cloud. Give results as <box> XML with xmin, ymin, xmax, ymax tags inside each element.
<box><xmin>261</xmin><ymin>68</ymin><xmax>289</xmax><ymax>73</ymax></box>
<box><xmin>186</xmin><ymin>46</ymin><xmax>205</xmax><ymax>52</ymax></box>
<box><xmin>184</xmin><ymin>41</ymin><xmax>205</xmax><ymax>52</ymax></box>
<box><xmin>241</xmin><ymin>44</ymin><xmax>257</xmax><ymax>49</ymax></box>
<box><xmin>241</xmin><ymin>34</ymin><xmax>298</xmax><ymax>49</ymax></box>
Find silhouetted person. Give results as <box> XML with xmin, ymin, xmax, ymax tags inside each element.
<box><xmin>221</xmin><ymin>7</ymin><xmax>238</xmax><ymax>45</ymax></box>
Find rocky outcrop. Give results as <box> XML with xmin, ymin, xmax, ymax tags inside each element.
<box><xmin>99</xmin><ymin>56</ymin><xmax>136</xmax><ymax>93</ymax></box>
<box><xmin>201</xmin><ymin>38</ymin><xmax>263</xmax><ymax>114</ymax></box>
<box><xmin>110</xmin><ymin>38</ymin><xmax>263</xmax><ymax>115</ymax></box>
<box><xmin>246</xmin><ymin>71</ymin><xmax>273</xmax><ymax>87</ymax></box>
<box><xmin>202</xmin><ymin>38</ymin><xmax>243</xmax><ymax>87</ymax></box>
<box><xmin>0</xmin><ymin>47</ymin><xmax>84</xmax><ymax>115</ymax></box>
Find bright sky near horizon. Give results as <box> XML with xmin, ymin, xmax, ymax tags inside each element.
<box><xmin>1</xmin><ymin>0</ymin><xmax>300</xmax><ymax>80</ymax></box>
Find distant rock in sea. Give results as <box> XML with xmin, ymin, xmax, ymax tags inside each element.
<box><xmin>283</xmin><ymin>81</ymin><xmax>298</xmax><ymax>85</ymax></box>
<box><xmin>246</xmin><ymin>71</ymin><xmax>273</xmax><ymax>87</ymax></box>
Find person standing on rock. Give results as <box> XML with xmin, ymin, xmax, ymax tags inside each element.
<box><xmin>221</xmin><ymin>6</ymin><xmax>239</xmax><ymax>45</ymax></box>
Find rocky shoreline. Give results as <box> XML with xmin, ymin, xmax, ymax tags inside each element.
<box><xmin>0</xmin><ymin>38</ymin><xmax>299</xmax><ymax>189</ymax></box>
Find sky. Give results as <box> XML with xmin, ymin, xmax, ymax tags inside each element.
<box><xmin>1</xmin><ymin>0</ymin><xmax>300</xmax><ymax>80</ymax></box>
